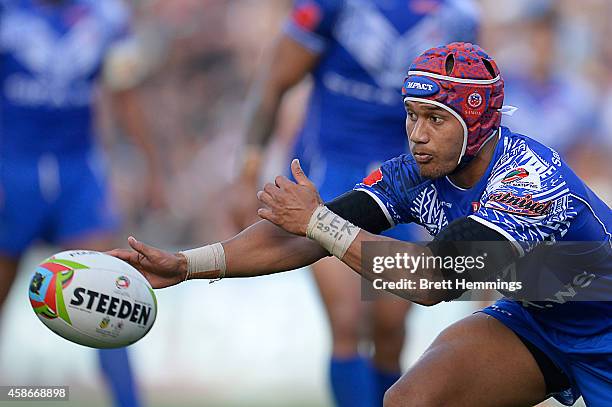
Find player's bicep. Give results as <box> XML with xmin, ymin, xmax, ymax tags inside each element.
<box><xmin>325</xmin><ymin>191</ymin><xmax>393</xmax><ymax>235</ymax></box>
<box><xmin>470</xmin><ymin>170</ymin><xmax>573</xmax><ymax>257</ymax></box>
<box><xmin>427</xmin><ymin>217</ymin><xmax>520</xmax><ymax>300</ymax></box>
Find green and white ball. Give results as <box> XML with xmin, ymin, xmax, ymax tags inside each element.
<box><xmin>29</xmin><ymin>250</ymin><xmax>157</xmax><ymax>348</ymax></box>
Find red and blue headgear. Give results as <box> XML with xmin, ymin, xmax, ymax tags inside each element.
<box><xmin>402</xmin><ymin>42</ymin><xmax>504</xmax><ymax>167</ymax></box>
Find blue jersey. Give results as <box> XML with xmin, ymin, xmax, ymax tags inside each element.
<box><xmin>356</xmin><ymin>127</ymin><xmax>610</xmax><ymax>249</ymax></box>
<box><xmin>0</xmin><ymin>0</ymin><xmax>129</xmax><ymax>157</ymax></box>
<box><xmin>285</xmin><ymin>0</ymin><xmax>480</xmax><ymax>164</ymax></box>
<box><xmin>356</xmin><ymin>126</ymin><xmax>612</xmax><ymax>404</ymax></box>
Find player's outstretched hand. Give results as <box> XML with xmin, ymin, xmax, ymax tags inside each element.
<box><xmin>107</xmin><ymin>236</ymin><xmax>187</xmax><ymax>289</ymax></box>
<box><xmin>257</xmin><ymin>159</ymin><xmax>323</xmax><ymax>236</ymax></box>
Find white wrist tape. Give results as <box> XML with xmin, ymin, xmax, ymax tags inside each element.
<box><xmin>180</xmin><ymin>243</ymin><xmax>226</xmax><ymax>282</ymax></box>
<box><xmin>306</xmin><ymin>205</ymin><xmax>360</xmax><ymax>259</ymax></box>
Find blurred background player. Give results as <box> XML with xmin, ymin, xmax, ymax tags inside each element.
<box><xmin>0</xmin><ymin>0</ymin><xmax>164</xmax><ymax>406</ymax></box>
<box><xmin>228</xmin><ymin>0</ymin><xmax>480</xmax><ymax>405</ymax></box>
<box><xmin>500</xmin><ymin>6</ymin><xmax>598</xmax><ymax>160</ymax></box>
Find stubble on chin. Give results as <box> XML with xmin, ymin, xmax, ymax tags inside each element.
<box><xmin>417</xmin><ymin>163</ymin><xmax>451</xmax><ymax>180</ymax></box>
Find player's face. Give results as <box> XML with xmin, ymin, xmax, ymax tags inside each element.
<box><xmin>405</xmin><ymin>101</ymin><xmax>464</xmax><ymax>179</ymax></box>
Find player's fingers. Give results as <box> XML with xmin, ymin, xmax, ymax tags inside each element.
<box><xmin>127</xmin><ymin>236</ymin><xmax>156</xmax><ymax>259</ymax></box>
<box><xmin>275</xmin><ymin>175</ymin><xmax>293</xmax><ymax>189</ymax></box>
<box><xmin>257</xmin><ymin>207</ymin><xmax>277</xmax><ymax>223</ymax></box>
<box><xmin>106</xmin><ymin>248</ymin><xmax>127</xmax><ymax>257</ymax></box>
<box><xmin>290</xmin><ymin>159</ymin><xmax>313</xmax><ymax>187</ymax></box>
<box><xmin>106</xmin><ymin>249</ymin><xmax>138</xmax><ymax>264</ymax></box>
<box><xmin>263</xmin><ymin>182</ymin><xmax>279</xmax><ymax>197</ymax></box>
<box><xmin>257</xmin><ymin>190</ymin><xmax>275</xmax><ymax>206</ymax></box>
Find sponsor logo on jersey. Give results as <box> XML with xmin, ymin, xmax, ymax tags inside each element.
<box><xmin>485</xmin><ymin>192</ymin><xmax>552</xmax><ymax>217</ymax></box>
<box><xmin>471</xmin><ymin>202</ymin><xmax>481</xmax><ymax>213</ymax></box>
<box><xmin>402</xmin><ymin>76</ymin><xmax>440</xmax><ymax>97</ymax></box>
<box><xmin>500</xmin><ymin>167</ymin><xmax>541</xmax><ymax>190</ymax></box>
<box><xmin>363</xmin><ymin>168</ymin><xmax>383</xmax><ymax>186</ymax></box>
<box><xmin>502</xmin><ymin>167</ymin><xmax>529</xmax><ymax>183</ymax></box>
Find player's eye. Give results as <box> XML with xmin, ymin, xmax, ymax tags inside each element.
<box><xmin>407</xmin><ymin>111</ymin><xmax>417</xmax><ymax>121</ymax></box>
<box><xmin>430</xmin><ymin>115</ymin><xmax>443</xmax><ymax>124</ymax></box>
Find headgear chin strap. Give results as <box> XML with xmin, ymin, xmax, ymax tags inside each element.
<box><xmin>402</xmin><ymin>43</ymin><xmax>505</xmax><ymax>167</ymax></box>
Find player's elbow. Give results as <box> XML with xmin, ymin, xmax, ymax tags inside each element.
<box><xmin>413</xmin><ymin>294</ymin><xmax>443</xmax><ymax>307</ymax></box>
<box><xmin>416</xmin><ymin>299</ymin><xmax>441</xmax><ymax>307</ymax></box>
<box><xmin>408</xmin><ymin>289</ymin><xmax>445</xmax><ymax>307</ymax></box>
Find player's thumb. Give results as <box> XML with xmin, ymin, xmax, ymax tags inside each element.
<box><xmin>291</xmin><ymin>159</ymin><xmax>313</xmax><ymax>187</ymax></box>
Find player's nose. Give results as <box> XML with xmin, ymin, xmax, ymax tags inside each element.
<box><xmin>408</xmin><ymin>119</ymin><xmax>430</xmax><ymax>144</ymax></box>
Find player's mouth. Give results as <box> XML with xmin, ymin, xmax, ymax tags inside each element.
<box><xmin>413</xmin><ymin>152</ymin><xmax>433</xmax><ymax>164</ymax></box>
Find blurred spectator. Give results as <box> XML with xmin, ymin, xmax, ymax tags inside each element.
<box><xmin>500</xmin><ymin>7</ymin><xmax>598</xmax><ymax>155</ymax></box>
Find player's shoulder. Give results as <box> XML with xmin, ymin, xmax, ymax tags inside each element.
<box><xmin>284</xmin><ymin>0</ymin><xmax>344</xmax><ymax>51</ymax></box>
<box><xmin>490</xmin><ymin>127</ymin><xmax>568</xmax><ymax>185</ymax></box>
<box><xmin>380</xmin><ymin>153</ymin><xmax>425</xmax><ymax>186</ymax></box>
<box><xmin>482</xmin><ymin>127</ymin><xmax>586</xmax><ymax>213</ymax></box>
<box><xmin>358</xmin><ymin>153</ymin><xmax>429</xmax><ymax>200</ymax></box>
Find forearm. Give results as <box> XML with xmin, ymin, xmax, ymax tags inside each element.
<box><xmin>243</xmin><ymin>79</ymin><xmax>283</xmax><ymax>151</ymax></box>
<box><xmin>185</xmin><ymin>220</ymin><xmax>328</xmax><ymax>280</ymax></box>
<box><xmin>338</xmin><ymin>230</ymin><xmax>446</xmax><ymax>305</ymax></box>
<box><xmin>240</xmin><ymin>82</ymin><xmax>284</xmax><ymax>181</ymax></box>
<box><xmin>304</xmin><ymin>206</ymin><xmax>446</xmax><ymax>305</ymax></box>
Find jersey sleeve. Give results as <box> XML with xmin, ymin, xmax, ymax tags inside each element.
<box><xmin>282</xmin><ymin>0</ymin><xmax>341</xmax><ymax>53</ymax></box>
<box><xmin>353</xmin><ymin>155</ymin><xmax>424</xmax><ymax>226</ymax></box>
<box><xmin>469</xmin><ymin>148</ymin><xmax>578</xmax><ymax>256</ymax></box>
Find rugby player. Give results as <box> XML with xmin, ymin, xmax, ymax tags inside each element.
<box><xmin>0</xmin><ymin>1</ymin><xmax>163</xmax><ymax>406</ymax></box>
<box><xmin>111</xmin><ymin>43</ymin><xmax>611</xmax><ymax>405</ymax></box>
<box><xmin>229</xmin><ymin>1</ymin><xmax>480</xmax><ymax>404</ymax></box>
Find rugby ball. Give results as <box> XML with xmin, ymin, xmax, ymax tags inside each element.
<box><xmin>28</xmin><ymin>250</ymin><xmax>157</xmax><ymax>349</ymax></box>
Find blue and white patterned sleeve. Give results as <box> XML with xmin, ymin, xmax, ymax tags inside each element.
<box><xmin>353</xmin><ymin>155</ymin><xmax>424</xmax><ymax>226</ymax></box>
<box><xmin>469</xmin><ymin>144</ymin><xmax>578</xmax><ymax>256</ymax></box>
<box><xmin>282</xmin><ymin>0</ymin><xmax>342</xmax><ymax>54</ymax></box>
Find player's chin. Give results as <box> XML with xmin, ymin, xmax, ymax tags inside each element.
<box><xmin>417</xmin><ymin>162</ymin><xmax>450</xmax><ymax>180</ymax></box>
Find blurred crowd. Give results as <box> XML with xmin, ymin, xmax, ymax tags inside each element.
<box><xmin>100</xmin><ymin>0</ymin><xmax>611</xmax><ymax>249</ymax></box>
